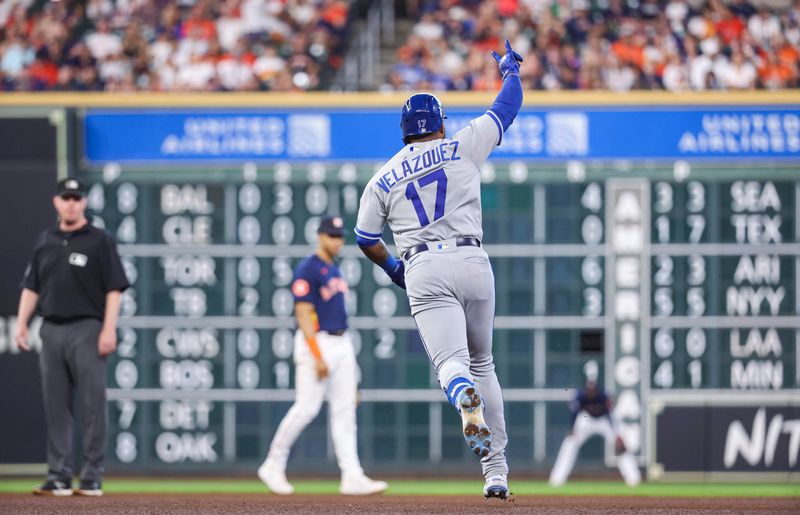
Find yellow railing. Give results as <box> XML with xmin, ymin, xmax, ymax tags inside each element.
<box><xmin>0</xmin><ymin>90</ymin><xmax>798</xmax><ymax>108</ymax></box>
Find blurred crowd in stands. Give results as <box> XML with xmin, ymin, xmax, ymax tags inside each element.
<box><xmin>389</xmin><ymin>0</ymin><xmax>799</xmax><ymax>91</ymax></box>
<box><xmin>0</xmin><ymin>0</ymin><xmax>350</xmax><ymax>91</ymax></box>
<box><xmin>1</xmin><ymin>0</ymin><xmax>797</xmax><ymax>92</ymax></box>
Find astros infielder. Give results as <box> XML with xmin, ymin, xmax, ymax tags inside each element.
<box><xmin>549</xmin><ymin>377</ymin><xmax>641</xmax><ymax>487</ymax></box>
<box><xmin>354</xmin><ymin>40</ymin><xmax>524</xmax><ymax>499</ymax></box>
<box><xmin>258</xmin><ymin>215</ymin><xmax>387</xmax><ymax>496</ymax></box>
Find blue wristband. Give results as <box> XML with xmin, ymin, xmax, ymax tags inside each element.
<box><xmin>381</xmin><ymin>254</ymin><xmax>399</xmax><ymax>273</ymax></box>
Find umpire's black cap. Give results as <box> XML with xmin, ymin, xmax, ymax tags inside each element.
<box><xmin>318</xmin><ymin>215</ymin><xmax>345</xmax><ymax>237</ymax></box>
<box><xmin>56</xmin><ymin>178</ymin><xmax>86</xmax><ymax>198</ymax></box>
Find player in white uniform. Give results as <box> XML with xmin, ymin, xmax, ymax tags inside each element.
<box><xmin>258</xmin><ymin>216</ymin><xmax>387</xmax><ymax>496</ymax></box>
<box><xmin>549</xmin><ymin>376</ymin><xmax>641</xmax><ymax>487</ymax></box>
<box><xmin>354</xmin><ymin>41</ymin><xmax>524</xmax><ymax>499</ymax></box>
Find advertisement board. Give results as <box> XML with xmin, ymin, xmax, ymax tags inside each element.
<box><xmin>84</xmin><ymin>107</ymin><xmax>800</xmax><ymax>163</ymax></box>
<box><xmin>652</xmin><ymin>402</ymin><xmax>800</xmax><ymax>478</ymax></box>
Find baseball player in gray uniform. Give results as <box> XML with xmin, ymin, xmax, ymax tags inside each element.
<box><xmin>354</xmin><ymin>41</ymin><xmax>523</xmax><ymax>499</ymax></box>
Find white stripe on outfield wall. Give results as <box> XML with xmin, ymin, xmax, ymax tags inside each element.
<box><xmin>117</xmin><ymin>315</ymin><xmax>800</xmax><ymax>330</ymax></box>
<box><xmin>107</xmin><ymin>388</ymin><xmax>799</xmax><ymax>404</ymax></box>
<box><xmin>223</xmin><ymin>402</ymin><xmax>235</xmax><ymax>462</ymax></box>
<box><xmin>649</xmin><ymin>390</ymin><xmax>800</xmax><ymax>404</ymax></box>
<box><xmin>118</xmin><ymin>243</ymin><xmax>800</xmax><ymax>258</ymax></box>
<box><xmin>534</xmin><ymin>402</ymin><xmax>546</xmax><ymax>464</ymax></box>
<box><xmin>429</xmin><ymin>403</ymin><xmax>442</xmax><ymax>464</ymax></box>
<box><xmin>107</xmin><ymin>388</ymin><xmax>574</xmax><ymax>403</ymax></box>
<box><xmin>115</xmin><ymin>315</ymin><xmax>606</xmax><ymax>330</ymax></box>
<box><xmin>650</xmin><ymin>316</ymin><xmax>800</xmax><ymax>329</ymax></box>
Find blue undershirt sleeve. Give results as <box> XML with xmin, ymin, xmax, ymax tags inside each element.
<box><xmin>487</xmin><ymin>74</ymin><xmax>523</xmax><ymax>133</ymax></box>
<box><xmin>355</xmin><ymin>227</ymin><xmax>381</xmax><ymax>247</ymax></box>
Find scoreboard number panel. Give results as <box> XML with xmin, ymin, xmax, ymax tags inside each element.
<box><xmin>649</xmin><ymin>180</ymin><xmax>797</xmax><ymax>394</ymax></box>
<box><xmin>88</xmin><ymin>172</ymin><xmax>417</xmax><ymax>468</ymax></box>
<box><xmin>76</xmin><ymin>165</ymin><xmax>798</xmax><ymax>472</ymax></box>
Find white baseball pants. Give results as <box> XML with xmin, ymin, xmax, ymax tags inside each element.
<box><xmin>264</xmin><ymin>330</ymin><xmax>363</xmax><ymax>478</ymax></box>
<box><xmin>549</xmin><ymin>412</ymin><xmax>641</xmax><ymax>487</ymax></box>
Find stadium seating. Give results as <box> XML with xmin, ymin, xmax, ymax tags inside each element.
<box><xmin>387</xmin><ymin>0</ymin><xmax>798</xmax><ymax>91</ymax></box>
<box><xmin>0</xmin><ymin>0</ymin><xmax>350</xmax><ymax>91</ymax></box>
<box><xmin>0</xmin><ymin>0</ymin><xmax>796</xmax><ymax>91</ymax></box>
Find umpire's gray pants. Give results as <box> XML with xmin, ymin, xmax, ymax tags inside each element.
<box><xmin>404</xmin><ymin>243</ymin><xmax>508</xmax><ymax>478</ymax></box>
<box><xmin>40</xmin><ymin>319</ymin><xmax>107</xmax><ymax>482</ymax></box>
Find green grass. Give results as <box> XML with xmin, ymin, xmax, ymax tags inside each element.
<box><xmin>0</xmin><ymin>479</ymin><xmax>797</xmax><ymax>497</ymax></box>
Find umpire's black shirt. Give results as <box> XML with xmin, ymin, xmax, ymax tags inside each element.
<box><xmin>22</xmin><ymin>223</ymin><xmax>130</xmax><ymax>323</ymax></box>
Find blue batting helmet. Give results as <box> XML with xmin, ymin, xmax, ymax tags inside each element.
<box><xmin>400</xmin><ymin>93</ymin><xmax>446</xmax><ymax>143</ymax></box>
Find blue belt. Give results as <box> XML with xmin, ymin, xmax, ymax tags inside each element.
<box><xmin>403</xmin><ymin>237</ymin><xmax>481</xmax><ymax>261</ymax></box>
<box><xmin>321</xmin><ymin>330</ymin><xmax>346</xmax><ymax>336</ymax></box>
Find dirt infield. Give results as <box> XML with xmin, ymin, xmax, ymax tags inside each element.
<box><xmin>1</xmin><ymin>493</ymin><xmax>798</xmax><ymax>514</ymax></box>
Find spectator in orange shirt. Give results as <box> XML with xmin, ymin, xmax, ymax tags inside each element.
<box><xmin>181</xmin><ymin>5</ymin><xmax>217</xmax><ymax>41</ymax></box>
<box><xmin>759</xmin><ymin>52</ymin><xmax>793</xmax><ymax>89</ymax></box>
<box><xmin>28</xmin><ymin>48</ymin><xmax>58</xmax><ymax>89</ymax></box>
<box><xmin>715</xmin><ymin>7</ymin><xmax>745</xmax><ymax>46</ymax></box>
<box><xmin>612</xmin><ymin>24</ymin><xmax>644</xmax><ymax>69</ymax></box>
<box><xmin>775</xmin><ymin>36</ymin><xmax>799</xmax><ymax>78</ymax></box>
<box><xmin>321</xmin><ymin>0</ymin><xmax>348</xmax><ymax>32</ymax></box>
<box><xmin>497</xmin><ymin>0</ymin><xmax>519</xmax><ymax>18</ymax></box>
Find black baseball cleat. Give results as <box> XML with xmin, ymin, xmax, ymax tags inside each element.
<box><xmin>457</xmin><ymin>386</ymin><xmax>492</xmax><ymax>457</ymax></box>
<box><xmin>74</xmin><ymin>479</ymin><xmax>103</xmax><ymax>496</ymax></box>
<box><xmin>33</xmin><ymin>479</ymin><xmax>73</xmax><ymax>496</ymax></box>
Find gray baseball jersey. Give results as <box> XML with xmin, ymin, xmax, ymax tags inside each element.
<box><xmin>355</xmin><ymin>112</ymin><xmax>508</xmax><ymax>479</ymax></box>
<box><xmin>354</xmin><ymin>113</ymin><xmax>501</xmax><ymax>254</ymax></box>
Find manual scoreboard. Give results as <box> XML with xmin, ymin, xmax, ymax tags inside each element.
<box><xmin>2</xmin><ymin>99</ymin><xmax>796</xmax><ymax>476</ymax></box>
<box><xmin>75</xmin><ymin>162</ymin><xmax>798</xmax><ymax>473</ymax></box>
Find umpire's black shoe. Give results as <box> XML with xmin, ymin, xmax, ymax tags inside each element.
<box><xmin>33</xmin><ymin>479</ymin><xmax>73</xmax><ymax>496</ymax></box>
<box><xmin>74</xmin><ymin>479</ymin><xmax>103</xmax><ymax>496</ymax></box>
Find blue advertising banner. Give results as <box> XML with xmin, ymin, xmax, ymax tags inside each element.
<box><xmin>84</xmin><ymin>106</ymin><xmax>800</xmax><ymax>163</ymax></box>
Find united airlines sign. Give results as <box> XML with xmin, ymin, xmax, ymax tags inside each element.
<box><xmin>83</xmin><ymin>106</ymin><xmax>800</xmax><ymax>163</ymax></box>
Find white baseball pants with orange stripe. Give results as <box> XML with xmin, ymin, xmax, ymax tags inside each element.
<box><xmin>263</xmin><ymin>330</ymin><xmax>363</xmax><ymax>478</ymax></box>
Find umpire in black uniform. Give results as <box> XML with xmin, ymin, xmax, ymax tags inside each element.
<box><xmin>15</xmin><ymin>178</ymin><xmax>129</xmax><ymax>497</ymax></box>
